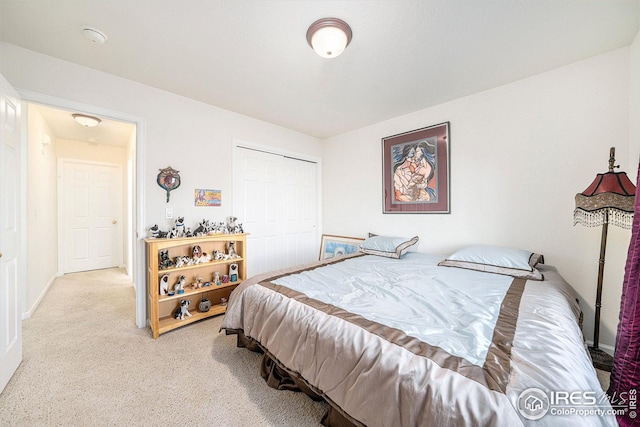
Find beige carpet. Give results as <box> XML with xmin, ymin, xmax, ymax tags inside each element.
<box><xmin>0</xmin><ymin>268</ymin><xmax>327</xmax><ymax>427</ymax></box>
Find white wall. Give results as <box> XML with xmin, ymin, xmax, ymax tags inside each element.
<box><xmin>0</xmin><ymin>42</ymin><xmax>323</xmax><ymax>231</ymax></box>
<box><xmin>322</xmin><ymin>47</ymin><xmax>632</xmax><ymax>350</ymax></box>
<box><xmin>25</xmin><ymin>105</ymin><xmax>58</xmax><ymax>317</ymax></box>
<box><xmin>0</xmin><ymin>42</ymin><xmax>323</xmax><ymax>325</ymax></box>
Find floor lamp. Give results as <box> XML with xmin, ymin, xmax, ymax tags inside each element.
<box><xmin>574</xmin><ymin>147</ymin><xmax>636</xmax><ymax>372</ymax></box>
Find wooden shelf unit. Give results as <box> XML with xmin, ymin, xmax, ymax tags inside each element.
<box><xmin>145</xmin><ymin>233</ymin><xmax>247</xmax><ymax>338</ymax></box>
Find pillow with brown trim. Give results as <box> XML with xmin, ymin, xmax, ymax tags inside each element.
<box><xmin>438</xmin><ymin>244</ymin><xmax>544</xmax><ymax>281</ymax></box>
<box><xmin>360</xmin><ymin>235</ymin><xmax>419</xmax><ymax>259</ymax></box>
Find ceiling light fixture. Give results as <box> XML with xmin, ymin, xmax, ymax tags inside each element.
<box><xmin>306</xmin><ymin>18</ymin><xmax>352</xmax><ymax>58</ymax></box>
<box><xmin>72</xmin><ymin>113</ymin><xmax>102</xmax><ymax>127</ymax></box>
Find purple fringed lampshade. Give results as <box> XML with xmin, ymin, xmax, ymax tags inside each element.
<box><xmin>574</xmin><ymin>168</ymin><xmax>636</xmax><ymax>230</ymax></box>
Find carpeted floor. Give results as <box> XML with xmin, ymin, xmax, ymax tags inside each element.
<box><xmin>0</xmin><ymin>268</ymin><xmax>327</xmax><ymax>427</ymax></box>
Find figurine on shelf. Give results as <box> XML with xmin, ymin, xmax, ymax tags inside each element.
<box><xmin>213</xmin><ymin>271</ymin><xmax>221</xmax><ymax>286</ymax></box>
<box><xmin>174</xmin><ymin>275</ymin><xmax>186</xmax><ymax>294</ymax></box>
<box><xmin>192</xmin><ymin>245</ymin><xmax>211</xmax><ymax>264</ymax></box>
<box><xmin>174</xmin><ymin>217</ymin><xmax>185</xmax><ymax>238</ymax></box>
<box><xmin>173</xmin><ymin>299</ymin><xmax>192</xmax><ymax>320</ymax></box>
<box><xmin>229</xmin><ymin>264</ymin><xmax>238</xmax><ymax>282</ymax></box>
<box><xmin>193</xmin><ymin>219</ymin><xmax>209</xmax><ymax>236</ymax></box>
<box><xmin>225</xmin><ymin>216</ymin><xmax>238</xmax><ymax>234</ymax></box>
<box><xmin>226</xmin><ymin>241</ymin><xmax>240</xmax><ymax>259</ymax></box>
<box><xmin>166</xmin><ymin>227</ymin><xmax>178</xmax><ymax>239</ymax></box>
<box><xmin>176</xmin><ymin>256</ymin><xmax>190</xmax><ymax>267</ymax></box>
<box><xmin>159</xmin><ymin>250</ymin><xmax>175</xmax><ymax>270</ymax></box>
<box><xmin>192</xmin><ymin>245</ymin><xmax>203</xmax><ymax>263</ymax></box>
<box><xmin>213</xmin><ymin>250</ymin><xmax>224</xmax><ymax>261</ymax></box>
<box><xmin>148</xmin><ymin>224</ymin><xmax>168</xmax><ymax>238</ymax></box>
<box><xmin>159</xmin><ymin>274</ymin><xmax>169</xmax><ymax>295</ymax></box>
<box><xmin>220</xmin><ymin>297</ymin><xmax>228</xmax><ymax>306</ymax></box>
<box><xmin>211</xmin><ymin>221</ymin><xmax>225</xmax><ymax>234</ymax></box>
<box><xmin>184</xmin><ymin>227</ymin><xmax>193</xmax><ymax>238</ymax></box>
<box><xmin>233</xmin><ymin>223</ymin><xmax>244</xmax><ymax>234</ymax></box>
<box><xmin>191</xmin><ymin>275</ymin><xmax>205</xmax><ymax>290</ymax></box>
<box><xmin>199</xmin><ymin>298</ymin><xmax>211</xmax><ymax>312</ymax></box>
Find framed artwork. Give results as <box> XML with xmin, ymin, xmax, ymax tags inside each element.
<box><xmin>194</xmin><ymin>189</ymin><xmax>221</xmax><ymax>206</ymax></box>
<box><xmin>382</xmin><ymin>122</ymin><xmax>450</xmax><ymax>214</ymax></box>
<box><xmin>319</xmin><ymin>234</ymin><xmax>364</xmax><ymax>260</ymax></box>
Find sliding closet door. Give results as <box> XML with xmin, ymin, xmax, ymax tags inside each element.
<box><xmin>234</xmin><ymin>145</ymin><xmax>318</xmax><ymax>277</ymax></box>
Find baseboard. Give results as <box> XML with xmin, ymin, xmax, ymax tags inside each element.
<box><xmin>586</xmin><ymin>340</ymin><xmax>615</xmax><ymax>356</ymax></box>
<box><xmin>22</xmin><ymin>274</ymin><xmax>57</xmax><ymax>320</ymax></box>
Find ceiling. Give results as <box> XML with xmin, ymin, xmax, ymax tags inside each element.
<box><xmin>31</xmin><ymin>104</ymin><xmax>135</xmax><ymax>147</ymax></box>
<box><xmin>1</xmin><ymin>0</ymin><xmax>639</xmax><ymax>140</ymax></box>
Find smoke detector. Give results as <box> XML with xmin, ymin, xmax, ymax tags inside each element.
<box><xmin>82</xmin><ymin>27</ymin><xmax>107</xmax><ymax>45</ymax></box>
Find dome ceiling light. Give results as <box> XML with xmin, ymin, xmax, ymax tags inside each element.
<box><xmin>72</xmin><ymin>113</ymin><xmax>102</xmax><ymax>127</ymax></box>
<box><xmin>306</xmin><ymin>18</ymin><xmax>352</xmax><ymax>58</ymax></box>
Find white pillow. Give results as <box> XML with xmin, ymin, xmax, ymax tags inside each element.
<box><xmin>438</xmin><ymin>245</ymin><xmax>544</xmax><ymax>281</ymax></box>
<box><xmin>360</xmin><ymin>235</ymin><xmax>419</xmax><ymax>259</ymax></box>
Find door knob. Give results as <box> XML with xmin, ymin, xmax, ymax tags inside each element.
<box><xmin>112</xmin><ymin>220</ymin><xmax>117</xmax><ymax>224</ymax></box>
<box><xmin>0</xmin><ymin>252</ymin><xmax>2</xmax><ymax>258</ymax></box>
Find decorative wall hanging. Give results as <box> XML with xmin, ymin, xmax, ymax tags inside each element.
<box><xmin>194</xmin><ymin>189</ymin><xmax>221</xmax><ymax>206</ymax></box>
<box><xmin>382</xmin><ymin>122</ymin><xmax>450</xmax><ymax>214</ymax></box>
<box><xmin>157</xmin><ymin>166</ymin><xmax>181</xmax><ymax>202</ymax></box>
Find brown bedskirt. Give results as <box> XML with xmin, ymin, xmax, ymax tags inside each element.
<box><xmin>229</xmin><ymin>329</ymin><xmax>362</xmax><ymax>427</ymax></box>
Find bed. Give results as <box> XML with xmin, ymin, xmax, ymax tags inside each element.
<box><xmin>220</xmin><ymin>237</ymin><xmax>617</xmax><ymax>426</ymax></box>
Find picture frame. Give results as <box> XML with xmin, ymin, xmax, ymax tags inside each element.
<box><xmin>382</xmin><ymin>122</ymin><xmax>450</xmax><ymax>214</ymax></box>
<box><xmin>319</xmin><ymin>234</ymin><xmax>364</xmax><ymax>260</ymax></box>
<box><xmin>194</xmin><ymin>188</ymin><xmax>221</xmax><ymax>206</ymax></box>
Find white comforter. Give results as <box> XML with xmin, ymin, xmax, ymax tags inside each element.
<box><xmin>221</xmin><ymin>252</ymin><xmax>617</xmax><ymax>426</ymax></box>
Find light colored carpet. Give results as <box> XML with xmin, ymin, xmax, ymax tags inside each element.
<box><xmin>0</xmin><ymin>268</ymin><xmax>327</xmax><ymax>427</ymax></box>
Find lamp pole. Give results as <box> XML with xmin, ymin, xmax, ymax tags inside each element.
<box><xmin>593</xmin><ymin>209</ymin><xmax>608</xmax><ymax>351</ymax></box>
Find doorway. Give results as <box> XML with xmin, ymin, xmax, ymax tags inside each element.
<box><xmin>24</xmin><ymin>100</ymin><xmax>142</xmax><ymax>323</ymax></box>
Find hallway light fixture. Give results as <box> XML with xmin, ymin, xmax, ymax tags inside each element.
<box><xmin>306</xmin><ymin>18</ymin><xmax>352</xmax><ymax>58</ymax></box>
<box><xmin>72</xmin><ymin>113</ymin><xmax>102</xmax><ymax>127</ymax></box>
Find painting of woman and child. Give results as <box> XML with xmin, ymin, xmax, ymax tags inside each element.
<box><xmin>382</xmin><ymin>122</ymin><xmax>450</xmax><ymax>213</ymax></box>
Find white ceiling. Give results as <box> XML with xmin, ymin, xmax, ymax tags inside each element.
<box><xmin>30</xmin><ymin>104</ymin><xmax>135</xmax><ymax>147</ymax></box>
<box><xmin>1</xmin><ymin>0</ymin><xmax>639</xmax><ymax>140</ymax></box>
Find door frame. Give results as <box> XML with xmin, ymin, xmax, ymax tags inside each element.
<box><xmin>57</xmin><ymin>158</ymin><xmax>124</xmax><ymax>274</ymax></box>
<box><xmin>16</xmin><ymin>89</ymin><xmax>148</xmax><ymax>328</ymax></box>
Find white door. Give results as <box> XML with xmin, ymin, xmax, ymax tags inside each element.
<box><xmin>0</xmin><ymin>74</ymin><xmax>22</xmax><ymax>393</ymax></box>
<box><xmin>61</xmin><ymin>160</ymin><xmax>123</xmax><ymax>273</ymax></box>
<box><xmin>234</xmin><ymin>146</ymin><xmax>318</xmax><ymax>277</ymax></box>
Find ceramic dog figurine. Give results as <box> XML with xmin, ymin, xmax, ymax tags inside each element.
<box><xmin>226</xmin><ymin>216</ymin><xmax>237</xmax><ymax>234</ymax></box>
<box><xmin>173</xmin><ymin>299</ymin><xmax>192</xmax><ymax>320</ymax></box>
<box><xmin>159</xmin><ymin>274</ymin><xmax>169</xmax><ymax>295</ymax></box>
<box><xmin>226</xmin><ymin>241</ymin><xmax>240</xmax><ymax>259</ymax></box>
<box><xmin>159</xmin><ymin>250</ymin><xmax>175</xmax><ymax>270</ymax></box>
<box><xmin>148</xmin><ymin>224</ymin><xmax>168</xmax><ymax>238</ymax></box>
<box><xmin>173</xmin><ymin>275</ymin><xmax>186</xmax><ymax>293</ymax></box>
<box><xmin>174</xmin><ymin>217</ymin><xmax>185</xmax><ymax>237</ymax></box>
